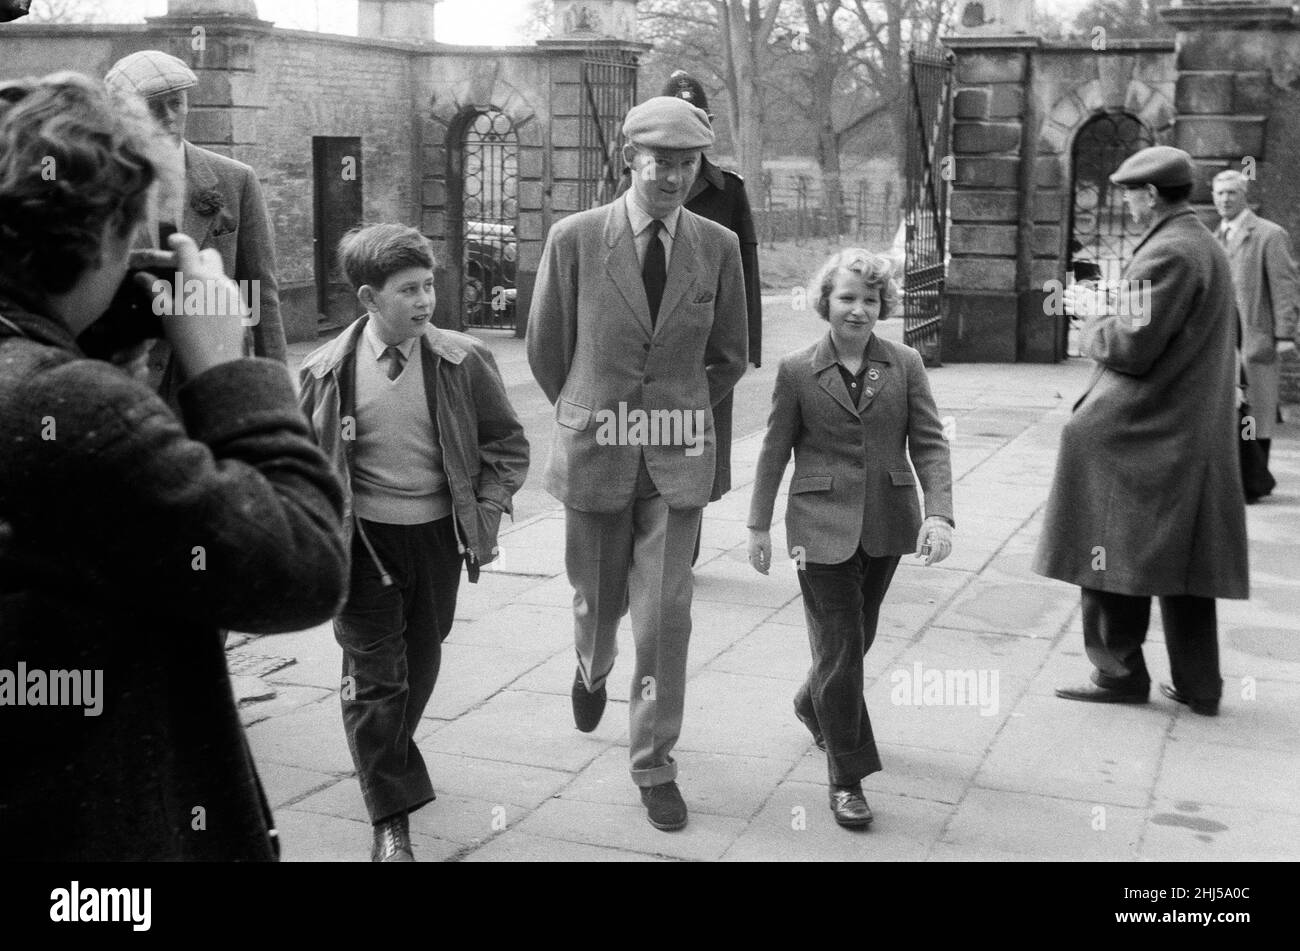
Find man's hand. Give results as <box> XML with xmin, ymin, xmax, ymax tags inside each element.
<box><xmin>747</xmin><ymin>529</ymin><xmax>772</xmax><ymax>575</ymax></box>
<box><xmin>150</xmin><ymin>233</ymin><xmax>249</xmax><ymax>378</ymax></box>
<box><xmin>915</xmin><ymin>517</ymin><xmax>953</xmax><ymax>567</ymax></box>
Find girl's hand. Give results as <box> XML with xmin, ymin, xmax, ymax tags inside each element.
<box><xmin>915</xmin><ymin>517</ymin><xmax>953</xmax><ymax>566</ymax></box>
<box><xmin>748</xmin><ymin>529</ymin><xmax>772</xmax><ymax>575</ymax></box>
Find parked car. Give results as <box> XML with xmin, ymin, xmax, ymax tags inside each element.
<box><xmin>464</xmin><ymin>220</ymin><xmax>517</xmax><ymax>326</ymax></box>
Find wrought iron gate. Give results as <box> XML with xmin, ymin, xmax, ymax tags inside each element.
<box><xmin>1067</xmin><ymin>112</ymin><xmax>1154</xmax><ymax>285</ymax></box>
<box><xmin>579</xmin><ymin>49</ymin><xmax>637</xmax><ymax>210</ymax></box>
<box><xmin>460</xmin><ymin>109</ymin><xmax>519</xmax><ymax>330</ymax></box>
<box><xmin>903</xmin><ymin>45</ymin><xmax>954</xmax><ymax>353</ymax></box>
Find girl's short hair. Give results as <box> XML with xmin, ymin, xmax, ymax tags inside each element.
<box><xmin>809</xmin><ymin>247</ymin><xmax>902</xmax><ymax>320</ymax></box>
<box><xmin>337</xmin><ymin>223</ymin><xmax>437</xmax><ymax>291</ymax></box>
<box><xmin>0</xmin><ymin>71</ymin><xmax>164</xmax><ymax>296</ymax></box>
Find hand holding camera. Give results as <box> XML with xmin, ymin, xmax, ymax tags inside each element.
<box><xmin>143</xmin><ymin>232</ymin><xmax>249</xmax><ymax>377</ymax></box>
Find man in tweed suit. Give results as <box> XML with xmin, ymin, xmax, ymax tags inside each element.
<box><xmin>105</xmin><ymin>50</ymin><xmax>286</xmax><ymax>396</ymax></box>
<box><xmin>527</xmin><ymin>96</ymin><xmax>748</xmax><ymax>831</ymax></box>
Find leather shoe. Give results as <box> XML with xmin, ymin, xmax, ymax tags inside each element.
<box><xmin>829</xmin><ymin>783</ymin><xmax>873</xmax><ymax>828</ymax></box>
<box><xmin>571</xmin><ymin>666</ymin><xmax>606</xmax><ymax>733</ymax></box>
<box><xmin>794</xmin><ymin>706</ymin><xmax>826</xmax><ymax>752</ymax></box>
<box><xmin>1160</xmin><ymin>682</ymin><xmax>1219</xmax><ymax>716</ymax></box>
<box><xmin>1054</xmin><ymin>683</ymin><xmax>1148</xmax><ymax>704</ymax></box>
<box><xmin>639</xmin><ymin>781</ymin><xmax>688</xmax><ymax>831</ymax></box>
<box><xmin>371</xmin><ymin>812</ymin><xmax>414</xmax><ymax>862</ymax></box>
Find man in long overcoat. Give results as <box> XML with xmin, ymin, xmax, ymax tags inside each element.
<box><xmin>1033</xmin><ymin>146</ymin><xmax>1248</xmax><ymax>717</ymax></box>
<box><xmin>1212</xmin><ymin>169</ymin><xmax>1300</xmax><ymax>498</ymax></box>
<box><xmin>527</xmin><ymin>96</ymin><xmax>748</xmax><ymax>831</ymax></box>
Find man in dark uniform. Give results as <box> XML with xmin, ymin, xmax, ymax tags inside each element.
<box><xmin>615</xmin><ymin>71</ymin><xmax>763</xmax><ymax>562</ymax></box>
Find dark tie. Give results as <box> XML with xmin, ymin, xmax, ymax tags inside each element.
<box><xmin>381</xmin><ymin>345</ymin><xmax>406</xmax><ymax>381</ymax></box>
<box><xmin>642</xmin><ymin>219</ymin><xmax>666</xmax><ymax>327</ymax></box>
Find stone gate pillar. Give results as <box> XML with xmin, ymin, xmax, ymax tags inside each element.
<box><xmin>1161</xmin><ymin>1</ymin><xmax>1300</xmax><ymax>400</ymax></box>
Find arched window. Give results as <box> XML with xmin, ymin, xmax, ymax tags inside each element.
<box><xmin>458</xmin><ymin>109</ymin><xmax>519</xmax><ymax>330</ymax></box>
<box><xmin>1067</xmin><ymin>112</ymin><xmax>1155</xmax><ymax>286</ymax></box>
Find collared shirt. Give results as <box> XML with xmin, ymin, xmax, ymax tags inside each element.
<box><xmin>832</xmin><ymin>338</ymin><xmax>874</xmax><ymax>404</ymax></box>
<box><xmin>1219</xmin><ymin>210</ymin><xmax>1246</xmax><ymax>245</ymax></box>
<box><xmin>625</xmin><ymin>191</ymin><xmax>680</xmax><ymax>270</ymax></box>
<box><xmin>361</xmin><ymin>319</ymin><xmax>420</xmax><ymax>372</ymax></box>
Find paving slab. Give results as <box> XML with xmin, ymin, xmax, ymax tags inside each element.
<box><xmin>558</xmin><ymin>746</ymin><xmax>795</xmax><ymax>820</ymax></box>
<box><xmin>246</xmin><ymin>699</ymin><xmax>354</xmax><ymax>774</ymax></box>
<box><xmin>513</xmin><ymin>797</ymin><xmax>748</xmax><ymax>861</ymax></box>
<box><xmin>1154</xmin><ymin>739</ymin><xmax>1300</xmax><ymax>815</ymax></box>
<box><xmin>421</xmin><ymin>642</ymin><xmax>555</xmax><ymax>719</ymax></box>
<box><xmin>786</xmin><ymin>742</ymin><xmax>983</xmax><ymax>806</ymax></box>
<box><xmin>676</xmin><ymin>669</ymin><xmax>818</xmax><ymax>762</ymax></box>
<box><xmin>935</xmin><ymin>788</ymin><xmax>1144</xmax><ymax>861</ymax></box>
<box><xmin>462</xmin><ymin>830</ymin><xmax>675</xmax><ymax>862</ymax></box>
<box><xmin>720</xmin><ymin>783</ymin><xmax>952</xmax><ymax>862</ymax></box>
<box><xmin>975</xmin><ymin>694</ymin><xmax>1170</xmax><ymax>808</ymax></box>
<box><xmin>275</xmin><ymin>808</ymin><xmax>461</xmax><ymax>863</ymax></box>
<box><xmin>1139</xmin><ymin>798</ymin><xmax>1300</xmax><ymax>861</ymax></box>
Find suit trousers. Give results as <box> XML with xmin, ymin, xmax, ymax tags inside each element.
<box><xmin>794</xmin><ymin>548</ymin><xmax>896</xmax><ymax>785</ymax></box>
<box><xmin>1082</xmin><ymin>587</ymin><xmax>1221</xmax><ymax>702</ymax></box>
<box><xmin>565</xmin><ymin>458</ymin><xmax>702</xmax><ymax>788</ymax></box>
<box><xmin>335</xmin><ymin>517</ymin><xmax>461</xmax><ymax>823</ymax></box>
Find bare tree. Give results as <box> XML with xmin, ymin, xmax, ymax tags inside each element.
<box><xmin>640</xmin><ymin>0</ymin><xmax>784</xmax><ymax>188</ymax></box>
<box><xmin>25</xmin><ymin>0</ymin><xmax>106</xmax><ymax>21</ymax></box>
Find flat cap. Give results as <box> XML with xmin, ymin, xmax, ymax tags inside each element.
<box><xmin>622</xmin><ymin>96</ymin><xmax>714</xmax><ymax>151</ymax></box>
<box><xmin>661</xmin><ymin>70</ymin><xmax>710</xmax><ymax>116</ymax></box>
<box><xmin>105</xmin><ymin>50</ymin><xmax>197</xmax><ymax>100</ymax></box>
<box><xmin>1109</xmin><ymin>145</ymin><xmax>1194</xmax><ymax>188</ymax></box>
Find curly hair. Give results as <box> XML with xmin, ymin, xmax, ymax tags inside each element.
<box><xmin>337</xmin><ymin>223</ymin><xmax>437</xmax><ymax>291</ymax></box>
<box><xmin>809</xmin><ymin>247</ymin><xmax>902</xmax><ymax>321</ymax></box>
<box><xmin>0</xmin><ymin>71</ymin><xmax>163</xmax><ymax>297</ymax></box>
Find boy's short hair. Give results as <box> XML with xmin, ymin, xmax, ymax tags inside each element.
<box><xmin>337</xmin><ymin>223</ymin><xmax>436</xmax><ymax>291</ymax></box>
<box><xmin>809</xmin><ymin>247</ymin><xmax>902</xmax><ymax>321</ymax></box>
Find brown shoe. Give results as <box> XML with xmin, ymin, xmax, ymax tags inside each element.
<box><xmin>829</xmin><ymin>783</ymin><xmax>873</xmax><ymax>828</ymax></box>
<box><xmin>371</xmin><ymin>812</ymin><xmax>414</xmax><ymax>862</ymax></box>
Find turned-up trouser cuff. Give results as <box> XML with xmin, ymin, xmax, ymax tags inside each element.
<box><xmin>566</xmin><ymin>459</ymin><xmax>701</xmax><ymax>789</ymax></box>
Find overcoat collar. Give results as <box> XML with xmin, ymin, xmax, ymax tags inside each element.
<box><xmin>811</xmin><ymin>331</ymin><xmax>892</xmax><ymax>417</ymax></box>
<box><xmin>0</xmin><ymin>287</ymin><xmax>83</xmax><ymax>353</ymax></box>
<box><xmin>1129</xmin><ymin>206</ymin><xmax>1197</xmax><ymax>261</ymax></box>
<box><xmin>603</xmin><ymin>195</ymin><xmax>699</xmax><ymax>337</ymax></box>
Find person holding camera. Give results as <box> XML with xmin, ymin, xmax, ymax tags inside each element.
<box><xmin>0</xmin><ymin>72</ymin><xmax>349</xmax><ymax>860</ymax></box>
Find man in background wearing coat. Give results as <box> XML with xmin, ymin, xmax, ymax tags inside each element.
<box><xmin>1034</xmin><ymin>146</ymin><xmax>1248</xmax><ymax>718</ymax></box>
<box><xmin>527</xmin><ymin>96</ymin><xmax>748</xmax><ymax>831</ymax></box>
<box><xmin>614</xmin><ymin>71</ymin><xmax>763</xmax><ymax>564</ymax></box>
<box><xmin>105</xmin><ymin>50</ymin><xmax>287</xmax><ymax>397</ymax></box>
<box><xmin>1212</xmin><ymin>169</ymin><xmax>1300</xmax><ymax>500</ymax></box>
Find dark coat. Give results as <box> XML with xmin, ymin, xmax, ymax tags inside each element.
<box><xmin>1032</xmin><ymin>208</ymin><xmax>1249</xmax><ymax>599</ymax></box>
<box><xmin>0</xmin><ymin>294</ymin><xmax>348</xmax><ymax>861</ymax></box>
<box><xmin>615</xmin><ymin>157</ymin><xmax>761</xmax><ymax>498</ymax></box>
<box><xmin>748</xmin><ymin>332</ymin><xmax>953</xmax><ymax>563</ymax></box>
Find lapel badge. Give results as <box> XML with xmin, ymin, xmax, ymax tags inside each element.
<box><xmin>867</xmin><ymin>368</ymin><xmax>880</xmax><ymax>381</ymax></box>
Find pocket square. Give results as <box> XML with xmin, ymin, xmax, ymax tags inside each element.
<box><xmin>693</xmin><ymin>290</ymin><xmax>715</xmax><ymax>304</ymax></box>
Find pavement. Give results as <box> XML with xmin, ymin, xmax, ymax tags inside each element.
<box><xmin>234</xmin><ymin>299</ymin><xmax>1300</xmax><ymax>862</ymax></box>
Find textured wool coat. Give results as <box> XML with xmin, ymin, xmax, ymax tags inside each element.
<box><xmin>0</xmin><ymin>294</ymin><xmax>348</xmax><ymax>861</ymax></box>
<box><xmin>1033</xmin><ymin>207</ymin><xmax>1249</xmax><ymax>599</ymax></box>
<box><xmin>747</xmin><ymin>332</ymin><xmax>953</xmax><ymax>564</ymax></box>
<box><xmin>1219</xmin><ymin>209</ymin><xmax>1300</xmax><ymax>440</ymax></box>
<box><xmin>526</xmin><ymin>195</ymin><xmax>749</xmax><ymax>513</ymax></box>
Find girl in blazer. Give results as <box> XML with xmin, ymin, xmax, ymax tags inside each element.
<box><xmin>747</xmin><ymin>248</ymin><xmax>954</xmax><ymax>828</ymax></box>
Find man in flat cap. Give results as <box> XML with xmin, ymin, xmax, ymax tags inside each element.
<box><xmin>527</xmin><ymin>96</ymin><xmax>748</xmax><ymax>830</ymax></box>
<box><xmin>1034</xmin><ymin>145</ymin><xmax>1248</xmax><ymax>717</ymax></box>
<box><xmin>1212</xmin><ymin>168</ymin><xmax>1300</xmax><ymax>500</ymax></box>
<box><xmin>105</xmin><ymin>50</ymin><xmax>286</xmax><ymax>398</ymax></box>
<box><xmin>614</xmin><ymin>72</ymin><xmax>763</xmax><ymax>565</ymax></box>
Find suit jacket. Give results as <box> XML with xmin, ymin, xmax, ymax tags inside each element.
<box><xmin>1219</xmin><ymin>209</ymin><xmax>1299</xmax><ymax>439</ymax></box>
<box><xmin>526</xmin><ymin>195</ymin><xmax>748</xmax><ymax>513</ymax></box>
<box><xmin>747</xmin><ymin>332</ymin><xmax>953</xmax><ymax>564</ymax></box>
<box><xmin>1033</xmin><ymin>207</ymin><xmax>1248</xmax><ymax>599</ymax></box>
<box><xmin>182</xmin><ymin>142</ymin><xmax>286</xmax><ymax>362</ymax></box>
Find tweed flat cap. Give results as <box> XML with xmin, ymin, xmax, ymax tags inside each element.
<box><xmin>105</xmin><ymin>50</ymin><xmax>197</xmax><ymax>100</ymax></box>
<box><xmin>661</xmin><ymin>70</ymin><xmax>711</xmax><ymax>117</ymax></box>
<box><xmin>1109</xmin><ymin>145</ymin><xmax>1194</xmax><ymax>188</ymax></box>
<box><xmin>623</xmin><ymin>96</ymin><xmax>714</xmax><ymax>150</ymax></box>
